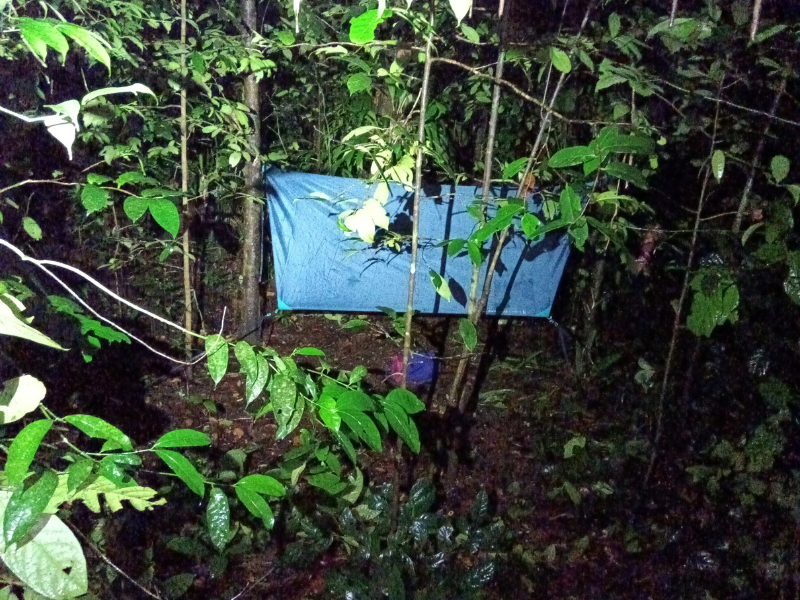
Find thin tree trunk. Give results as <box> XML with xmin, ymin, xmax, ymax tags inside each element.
<box><xmin>401</xmin><ymin>14</ymin><xmax>435</xmax><ymax>388</ymax></box>
<box><xmin>240</xmin><ymin>0</ymin><xmax>263</xmax><ymax>344</ymax></box>
<box><xmin>446</xmin><ymin>50</ymin><xmax>505</xmax><ymax>407</ymax></box>
<box><xmin>180</xmin><ymin>0</ymin><xmax>192</xmax><ymax>359</ymax></box>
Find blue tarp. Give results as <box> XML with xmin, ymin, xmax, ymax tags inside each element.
<box><xmin>265</xmin><ymin>169</ymin><xmax>570</xmax><ymax>317</ymax></box>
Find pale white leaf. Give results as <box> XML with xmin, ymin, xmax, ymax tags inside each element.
<box><xmin>0</xmin><ymin>296</ymin><xmax>65</xmax><ymax>350</ymax></box>
<box><xmin>377</xmin><ymin>0</ymin><xmax>386</xmax><ymax>19</ymax></box>
<box><xmin>363</xmin><ymin>198</ymin><xmax>389</xmax><ymax>230</ymax></box>
<box><xmin>0</xmin><ymin>375</ymin><xmax>46</xmax><ymax>424</ymax></box>
<box><xmin>448</xmin><ymin>0</ymin><xmax>471</xmax><ymax>24</ymax></box>
<box><xmin>344</xmin><ymin>209</ymin><xmax>376</xmax><ymax>243</ymax></box>
<box><xmin>42</xmin><ymin>116</ymin><xmax>76</xmax><ymax>161</ymax></box>
<box><xmin>294</xmin><ymin>0</ymin><xmax>301</xmax><ymax>33</ymax></box>
<box><xmin>82</xmin><ymin>83</ymin><xmax>155</xmax><ymax>105</ymax></box>
<box><xmin>0</xmin><ymin>491</ymin><xmax>87</xmax><ymax>599</ymax></box>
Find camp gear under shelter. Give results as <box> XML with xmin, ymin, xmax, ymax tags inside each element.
<box><xmin>265</xmin><ymin>169</ymin><xmax>570</xmax><ymax>317</ymax></box>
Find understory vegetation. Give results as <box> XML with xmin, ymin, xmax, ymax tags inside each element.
<box><xmin>1</xmin><ymin>0</ymin><xmax>800</xmax><ymax>599</ymax></box>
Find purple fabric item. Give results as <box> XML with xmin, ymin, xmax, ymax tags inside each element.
<box><xmin>389</xmin><ymin>351</ymin><xmax>437</xmax><ymax>385</ymax></box>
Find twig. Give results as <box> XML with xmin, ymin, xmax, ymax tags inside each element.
<box><xmin>644</xmin><ymin>75</ymin><xmax>725</xmax><ymax>488</ymax></box>
<box><xmin>68</xmin><ymin>522</ymin><xmax>163</xmax><ymax>600</ymax></box>
<box><xmin>228</xmin><ymin>568</ymin><xmax>275</xmax><ymax>600</ymax></box>
<box><xmin>669</xmin><ymin>0</ymin><xmax>679</xmax><ymax>27</ymax></box>
<box><xmin>0</xmin><ymin>179</ymin><xmax>79</xmax><ymax>196</ymax></box>
<box><xmin>749</xmin><ymin>0</ymin><xmax>763</xmax><ymax>42</ymax></box>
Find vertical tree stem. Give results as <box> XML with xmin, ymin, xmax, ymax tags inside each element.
<box><xmin>241</xmin><ymin>0</ymin><xmax>264</xmax><ymax>344</ymax></box>
<box><xmin>180</xmin><ymin>0</ymin><xmax>192</xmax><ymax>359</ymax></box>
<box><xmin>401</xmin><ymin>12</ymin><xmax>435</xmax><ymax>388</ymax></box>
<box><xmin>644</xmin><ymin>76</ymin><xmax>725</xmax><ymax>487</ymax></box>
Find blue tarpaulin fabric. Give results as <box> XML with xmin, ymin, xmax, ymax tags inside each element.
<box><xmin>265</xmin><ymin>169</ymin><xmax>570</xmax><ymax>317</ymax></box>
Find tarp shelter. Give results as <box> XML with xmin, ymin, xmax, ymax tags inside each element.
<box><xmin>265</xmin><ymin>169</ymin><xmax>570</xmax><ymax>317</ymax></box>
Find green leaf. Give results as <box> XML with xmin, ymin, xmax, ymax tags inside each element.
<box><xmin>234</xmin><ymin>486</ymin><xmax>274</xmax><ymax>529</ymax></box>
<box><xmin>18</xmin><ymin>18</ymin><xmax>69</xmax><ymax>63</ymax></box>
<box><xmin>784</xmin><ymin>251</ymin><xmax>800</xmax><ymax>305</ymax></box>
<box><xmin>190</xmin><ymin>51</ymin><xmax>206</xmax><ymax>76</ymax></box>
<box><xmin>752</xmin><ymin>24</ymin><xmax>787</xmax><ymax>45</ymax></box>
<box><xmin>276</xmin><ymin>30</ymin><xmax>295</xmax><ymax>46</ymax></box>
<box><xmin>608</xmin><ymin>13</ymin><xmax>621</xmax><ymax>38</ymax></box>
<box><xmin>559</xmin><ymin>185</ymin><xmax>581</xmax><ymax>222</ymax></box>
<box><xmin>711</xmin><ymin>150</ymin><xmax>725</xmax><ymax>182</ymax></box>
<box><xmin>595</xmin><ymin>73</ymin><xmax>628</xmax><ymax>92</ymax></box>
<box><xmin>771</xmin><ymin>155</ymin><xmax>790</xmax><ymax>184</ymax></box>
<box><xmin>154</xmin><ymin>429</ymin><xmax>211</xmax><ymax>449</ymax></box>
<box><xmin>5</xmin><ymin>420</ymin><xmax>52</xmax><ymax>486</ymax></box>
<box><xmin>64</xmin><ymin>414</ymin><xmax>133</xmax><ymax>451</ymax></box>
<box><xmin>163</xmin><ymin>573</ymin><xmax>195</xmax><ymax>598</ymax></box>
<box><xmin>563</xmin><ymin>480</ymin><xmax>581</xmax><ymax>506</ymax></box>
<box><xmin>346</xmin><ymin>73</ymin><xmax>372</xmax><ymax>95</ymax></box>
<box><xmin>80</xmin><ymin>184</ymin><xmax>109</xmax><ymax>216</ymax></box>
<box><xmin>319</xmin><ymin>395</ymin><xmax>342</xmax><ymax>432</ymax></box>
<box><xmin>447</xmin><ymin>238</ymin><xmax>466</xmax><ymax>257</ymax></box>
<box><xmin>205</xmin><ymin>334</ymin><xmax>229</xmax><ymax>387</ymax></box>
<box><xmin>502</xmin><ymin>157</ymin><xmax>528</xmax><ymax>180</ymax></box>
<box><xmin>604</xmin><ymin>161</ymin><xmax>649</xmax><ymax>189</ymax></box>
<box><xmin>147</xmin><ymin>198</ymin><xmax>180</xmax><ymax>238</ymax></box>
<box><xmin>563</xmin><ymin>435</ymin><xmax>586</xmax><ymax>458</ymax></box>
<box><xmin>460</xmin><ymin>23</ymin><xmax>480</xmax><ymax>44</ymax></box>
<box><xmin>116</xmin><ymin>171</ymin><xmax>157</xmax><ymax>187</ymax></box>
<box><xmin>307</xmin><ymin>472</ymin><xmax>347</xmax><ymax>495</ymax></box>
<box><xmin>429</xmin><ymin>270</ymin><xmax>452</xmax><ymax>301</ymax></box>
<box><xmin>66</xmin><ymin>458</ymin><xmax>94</xmax><ymax>493</ymax></box>
<box><xmin>336</xmin><ymin>391</ymin><xmax>381</xmax><ymax>452</ymax></box>
<box><xmin>4</xmin><ymin>470</ymin><xmax>58</xmax><ymax>547</ymax></box>
<box><xmin>207</xmin><ymin>488</ymin><xmax>230</xmax><ymax>552</ymax></box>
<box><xmin>385</xmin><ymin>389</ymin><xmax>425</xmax><ymax>414</ymax></box>
<box><xmin>459</xmin><ymin>318</ymin><xmax>477</xmax><ymax>351</ymax></box>
<box><xmin>236</xmin><ymin>474</ymin><xmax>285</xmax><ymax>497</ymax></box>
<box><xmin>81</xmin><ymin>84</ymin><xmax>155</xmax><ymax>105</ymax></box>
<box><xmin>549</xmin><ymin>47</ymin><xmax>571</xmax><ymax>74</ymax></box>
<box><xmin>123</xmin><ymin>196</ymin><xmax>149</xmax><ymax>221</ymax></box>
<box><xmin>349</xmin><ymin>8</ymin><xmax>390</xmax><ymax>44</ymax></box>
<box><xmin>521</xmin><ymin>213</ymin><xmax>542</xmax><ymax>238</ymax></box>
<box><xmin>549</xmin><ymin>146</ymin><xmax>595</xmax><ymax>168</ymax></box>
<box><xmin>0</xmin><ymin>509</ymin><xmax>87</xmax><ymax>598</ymax></box>
<box><xmin>155</xmin><ymin>450</ymin><xmax>205</xmax><ymax>497</ymax></box>
<box><xmin>569</xmin><ymin>218</ymin><xmax>589</xmax><ymax>251</ymax></box>
<box><xmin>271</xmin><ymin>373</ymin><xmax>300</xmax><ymax>440</ymax></box>
<box><xmin>55</xmin><ymin>23</ymin><xmax>111</xmax><ymax>73</ymax></box>
<box><xmin>467</xmin><ymin>241</ymin><xmax>482</xmax><ymax>266</ymax></box>
<box><xmin>294</xmin><ymin>347</ymin><xmax>325</xmax><ymax>356</ymax></box>
<box><xmin>383</xmin><ymin>400</ymin><xmax>420</xmax><ymax>453</ymax></box>
<box><xmin>236</xmin><ymin>344</ymin><xmax>269</xmax><ymax>406</ymax></box>
<box><xmin>22</xmin><ymin>217</ymin><xmax>41</xmax><ymax>241</ymax></box>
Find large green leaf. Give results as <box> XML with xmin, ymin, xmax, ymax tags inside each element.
<box><xmin>5</xmin><ymin>420</ymin><xmax>53</xmax><ymax>485</ymax></box>
<box><xmin>4</xmin><ymin>470</ymin><xmax>58</xmax><ymax>547</ymax></box>
<box><xmin>206</xmin><ymin>488</ymin><xmax>230</xmax><ymax>552</ymax></box>
<box><xmin>383</xmin><ymin>400</ymin><xmax>421</xmax><ymax>453</ymax></box>
<box><xmin>64</xmin><ymin>414</ymin><xmax>132</xmax><ymax>451</ymax></box>
<box><xmin>319</xmin><ymin>395</ymin><xmax>342</xmax><ymax>432</ymax></box>
<box><xmin>349</xmin><ymin>9</ymin><xmax>391</xmax><ymax>44</ymax></box>
<box><xmin>458</xmin><ymin>318</ymin><xmax>477</xmax><ymax>351</ymax></box>
<box><xmin>385</xmin><ymin>389</ymin><xmax>425</xmax><ymax>414</ymax></box>
<box><xmin>548</xmin><ymin>146</ymin><xmax>594</xmax><ymax>168</ymax></box>
<box><xmin>55</xmin><ymin>23</ymin><xmax>111</xmax><ymax>73</ymax></box>
<box><xmin>271</xmin><ymin>374</ymin><xmax>301</xmax><ymax>440</ymax></box>
<box><xmin>549</xmin><ymin>47</ymin><xmax>571</xmax><ymax>74</ymax></box>
<box><xmin>234</xmin><ymin>486</ymin><xmax>274</xmax><ymax>529</ymax></box>
<box><xmin>81</xmin><ymin>184</ymin><xmax>109</xmax><ymax>215</ymax></box>
<box><xmin>205</xmin><ymin>334</ymin><xmax>229</xmax><ymax>387</ymax></box>
<box><xmin>336</xmin><ymin>391</ymin><xmax>381</xmax><ymax>452</ymax></box>
<box><xmin>147</xmin><ymin>198</ymin><xmax>180</xmax><ymax>238</ymax></box>
<box><xmin>18</xmin><ymin>18</ymin><xmax>68</xmax><ymax>64</ymax></box>
<box><xmin>784</xmin><ymin>251</ymin><xmax>800</xmax><ymax>305</ymax></box>
<box><xmin>711</xmin><ymin>150</ymin><xmax>725</xmax><ymax>182</ymax></box>
<box><xmin>236</xmin><ymin>474</ymin><xmax>285</xmax><ymax>497</ymax></box>
<box><xmin>604</xmin><ymin>161</ymin><xmax>649</xmax><ymax>189</ymax></box>
<box><xmin>772</xmin><ymin>155</ymin><xmax>790</xmax><ymax>183</ymax></box>
<box><xmin>559</xmin><ymin>185</ymin><xmax>581</xmax><ymax>223</ymax></box>
<box><xmin>346</xmin><ymin>73</ymin><xmax>372</xmax><ymax>95</ymax></box>
<box><xmin>155</xmin><ymin>450</ymin><xmax>205</xmax><ymax>497</ymax></box>
<box><xmin>153</xmin><ymin>429</ymin><xmax>211</xmax><ymax>449</ymax></box>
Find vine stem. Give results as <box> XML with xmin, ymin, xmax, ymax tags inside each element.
<box><xmin>644</xmin><ymin>76</ymin><xmax>725</xmax><ymax>488</ymax></box>
<box><xmin>180</xmin><ymin>0</ymin><xmax>192</xmax><ymax>360</ymax></box>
